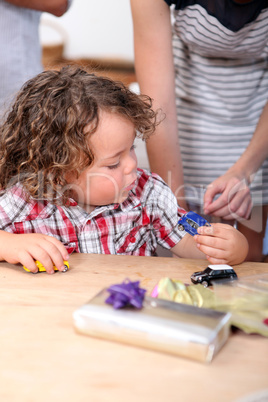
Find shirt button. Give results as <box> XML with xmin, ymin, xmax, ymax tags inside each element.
<box><xmin>130</xmin><ymin>237</ymin><xmax>136</xmax><ymax>243</ymax></box>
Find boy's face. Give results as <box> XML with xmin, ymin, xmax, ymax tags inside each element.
<box><xmin>67</xmin><ymin>111</ymin><xmax>138</xmax><ymax>212</ymax></box>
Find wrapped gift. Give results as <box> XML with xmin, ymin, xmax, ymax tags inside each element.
<box><xmin>73</xmin><ymin>283</ymin><xmax>231</xmax><ymax>363</ymax></box>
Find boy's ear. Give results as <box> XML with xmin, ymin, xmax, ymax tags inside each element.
<box><xmin>64</xmin><ymin>170</ymin><xmax>77</xmax><ymax>184</ymax></box>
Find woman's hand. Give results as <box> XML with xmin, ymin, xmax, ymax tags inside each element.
<box><xmin>194</xmin><ymin>223</ymin><xmax>249</xmax><ymax>265</ymax></box>
<box><xmin>203</xmin><ymin>172</ymin><xmax>253</xmax><ymax>220</ymax></box>
<box><xmin>0</xmin><ymin>232</ymin><xmax>69</xmax><ymax>274</ymax></box>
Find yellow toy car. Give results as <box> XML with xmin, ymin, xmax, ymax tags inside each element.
<box><xmin>23</xmin><ymin>260</ymin><xmax>69</xmax><ymax>273</ymax></box>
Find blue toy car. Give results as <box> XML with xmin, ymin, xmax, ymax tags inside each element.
<box><xmin>178</xmin><ymin>211</ymin><xmax>210</xmax><ymax>236</ymax></box>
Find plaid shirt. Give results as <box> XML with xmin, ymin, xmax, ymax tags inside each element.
<box><xmin>0</xmin><ymin>169</ymin><xmax>186</xmax><ymax>256</ymax></box>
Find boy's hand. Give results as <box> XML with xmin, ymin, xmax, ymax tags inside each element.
<box><xmin>194</xmin><ymin>223</ymin><xmax>249</xmax><ymax>265</ymax></box>
<box><xmin>0</xmin><ymin>233</ymin><xmax>69</xmax><ymax>274</ymax></box>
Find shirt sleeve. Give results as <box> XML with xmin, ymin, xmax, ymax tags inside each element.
<box><xmin>0</xmin><ymin>186</ymin><xmax>33</xmax><ymax>233</ymax></box>
<box><xmin>146</xmin><ymin>173</ymin><xmax>187</xmax><ymax>249</ymax></box>
<box><xmin>0</xmin><ymin>192</ymin><xmax>17</xmax><ymax>232</ymax></box>
<box><xmin>163</xmin><ymin>0</ymin><xmax>174</xmax><ymax>6</ymax></box>
<box><xmin>163</xmin><ymin>0</ymin><xmax>180</xmax><ymax>8</ymax></box>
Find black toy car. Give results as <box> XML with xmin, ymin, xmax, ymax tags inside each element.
<box><xmin>191</xmin><ymin>264</ymin><xmax>238</xmax><ymax>287</ymax></box>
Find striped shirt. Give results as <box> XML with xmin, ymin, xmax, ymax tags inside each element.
<box><xmin>0</xmin><ymin>1</ymin><xmax>42</xmax><ymax>115</ymax></box>
<box><xmin>0</xmin><ymin>169</ymin><xmax>186</xmax><ymax>256</ymax></box>
<box><xmin>0</xmin><ymin>0</ymin><xmax>72</xmax><ymax>117</ymax></box>
<box><xmin>165</xmin><ymin>0</ymin><xmax>268</xmax><ymax>205</ymax></box>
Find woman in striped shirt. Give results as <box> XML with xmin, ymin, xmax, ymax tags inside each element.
<box><xmin>130</xmin><ymin>0</ymin><xmax>268</xmax><ymax>261</ymax></box>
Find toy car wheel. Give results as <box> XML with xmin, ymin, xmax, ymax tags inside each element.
<box><xmin>178</xmin><ymin>224</ymin><xmax>185</xmax><ymax>231</ymax></box>
<box><xmin>202</xmin><ymin>281</ymin><xmax>209</xmax><ymax>288</ymax></box>
<box><xmin>62</xmin><ymin>264</ymin><xmax>69</xmax><ymax>273</ymax></box>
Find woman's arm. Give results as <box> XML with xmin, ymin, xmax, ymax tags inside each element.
<box><xmin>4</xmin><ymin>0</ymin><xmax>69</xmax><ymax>17</ymax></box>
<box><xmin>204</xmin><ymin>101</ymin><xmax>268</xmax><ymax>219</ymax></box>
<box><xmin>130</xmin><ymin>0</ymin><xmax>186</xmax><ymax>207</ymax></box>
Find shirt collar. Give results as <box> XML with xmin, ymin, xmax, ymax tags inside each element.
<box><xmin>82</xmin><ymin>185</ymin><xmax>142</xmax><ymax>220</ymax></box>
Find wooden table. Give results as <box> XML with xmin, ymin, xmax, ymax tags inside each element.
<box><xmin>0</xmin><ymin>254</ymin><xmax>267</xmax><ymax>402</ymax></box>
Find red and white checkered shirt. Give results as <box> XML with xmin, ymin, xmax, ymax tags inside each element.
<box><xmin>0</xmin><ymin>169</ymin><xmax>186</xmax><ymax>256</ymax></box>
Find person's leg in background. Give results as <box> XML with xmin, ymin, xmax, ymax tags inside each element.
<box><xmin>263</xmin><ymin>217</ymin><xmax>268</xmax><ymax>262</ymax></box>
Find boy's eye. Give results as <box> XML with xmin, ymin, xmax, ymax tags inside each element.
<box><xmin>107</xmin><ymin>162</ymin><xmax>120</xmax><ymax>170</ymax></box>
<box><xmin>106</xmin><ymin>145</ymin><xmax>135</xmax><ymax>170</ymax></box>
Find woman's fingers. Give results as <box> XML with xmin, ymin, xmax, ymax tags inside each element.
<box><xmin>204</xmin><ymin>176</ymin><xmax>252</xmax><ymax>221</ymax></box>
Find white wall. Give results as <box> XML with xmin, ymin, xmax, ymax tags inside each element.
<box><xmin>40</xmin><ymin>0</ymin><xmax>134</xmax><ymax>62</ymax></box>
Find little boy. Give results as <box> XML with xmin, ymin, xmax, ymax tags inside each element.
<box><xmin>0</xmin><ymin>66</ymin><xmax>248</xmax><ymax>273</ymax></box>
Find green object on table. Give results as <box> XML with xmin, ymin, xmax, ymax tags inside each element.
<box><xmin>155</xmin><ymin>277</ymin><xmax>268</xmax><ymax>337</ymax></box>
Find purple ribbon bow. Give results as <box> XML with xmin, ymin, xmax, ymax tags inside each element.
<box><xmin>105</xmin><ymin>279</ymin><xmax>146</xmax><ymax>309</ymax></box>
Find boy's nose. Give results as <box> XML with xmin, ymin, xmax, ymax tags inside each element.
<box><xmin>125</xmin><ymin>153</ymin><xmax>137</xmax><ymax>175</ymax></box>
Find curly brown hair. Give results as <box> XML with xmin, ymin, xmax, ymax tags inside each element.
<box><xmin>0</xmin><ymin>65</ymin><xmax>160</xmax><ymax>203</ymax></box>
